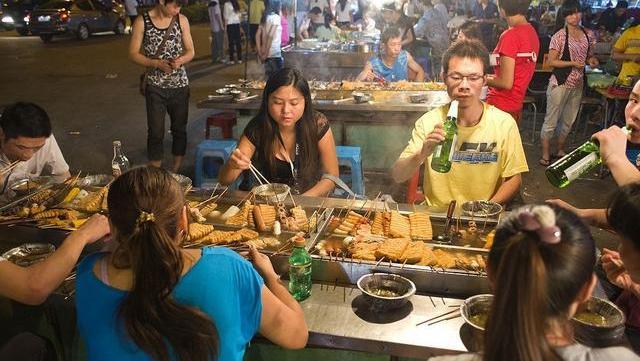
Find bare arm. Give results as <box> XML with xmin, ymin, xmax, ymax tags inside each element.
<box><xmin>391</xmin><ymin>123</ymin><xmax>445</xmax><ymax>183</ymax></box>
<box><xmin>219</xmin><ymin>136</ymin><xmax>256</xmax><ymax>186</ymax></box>
<box><xmin>173</xmin><ymin>15</ymin><xmax>195</xmax><ymax>68</ymax></box>
<box><xmin>547</xmin><ymin>48</ymin><xmax>582</xmax><ymax>68</ymax></box>
<box><xmin>302</xmin><ymin>129</ymin><xmax>338</xmax><ymax>197</ymax></box>
<box><xmin>487</xmin><ymin>55</ymin><xmax>514</xmax><ymax>90</ymax></box>
<box><xmin>546</xmin><ymin>199</ymin><xmax>610</xmax><ymax>229</ymax></box>
<box><xmin>489</xmin><ymin>174</ymin><xmax>521</xmax><ymax>205</ymax></box>
<box><xmin>0</xmin><ymin>215</ymin><xmax>109</xmax><ymax>305</ymax></box>
<box><xmin>356</xmin><ymin>61</ymin><xmax>374</xmax><ymax>81</ymax></box>
<box><xmin>611</xmin><ymin>47</ymin><xmax>640</xmax><ymax>62</ymax></box>
<box><xmin>407</xmin><ymin>53</ymin><xmax>425</xmax><ymax>82</ymax></box>
<box><xmin>594</xmin><ymin>125</ymin><xmax>640</xmax><ymax>186</ymax></box>
<box><xmin>128</xmin><ymin>15</ymin><xmax>172</xmax><ymax>73</ymax></box>
<box><xmin>401</xmin><ymin>28</ymin><xmax>414</xmax><ymax>47</ymax></box>
<box><xmin>246</xmin><ymin>247</ymin><xmax>307</xmax><ymax>349</ymax></box>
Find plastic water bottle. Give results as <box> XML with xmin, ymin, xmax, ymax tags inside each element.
<box><xmin>111</xmin><ymin>140</ymin><xmax>130</xmax><ymax>177</ymax></box>
<box><xmin>288</xmin><ymin>236</ymin><xmax>312</xmax><ymax>301</ymax></box>
<box><xmin>431</xmin><ymin>100</ymin><xmax>459</xmax><ymax>173</ymax></box>
<box><xmin>545</xmin><ymin>126</ymin><xmax>632</xmax><ymax>187</ymax></box>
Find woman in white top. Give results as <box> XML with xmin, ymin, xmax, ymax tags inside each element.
<box><xmin>334</xmin><ymin>0</ymin><xmax>352</xmax><ymax>27</ymax></box>
<box><xmin>256</xmin><ymin>0</ymin><xmax>283</xmax><ymax>78</ymax></box>
<box><xmin>223</xmin><ymin>0</ymin><xmax>242</xmax><ymax>63</ymax></box>
<box><xmin>430</xmin><ymin>205</ymin><xmax>640</xmax><ymax>361</ymax></box>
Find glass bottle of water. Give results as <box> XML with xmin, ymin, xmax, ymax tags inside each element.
<box><xmin>111</xmin><ymin>140</ymin><xmax>130</xmax><ymax>177</ymax></box>
<box><xmin>288</xmin><ymin>238</ymin><xmax>312</xmax><ymax>301</ymax></box>
<box><xmin>545</xmin><ymin>127</ymin><xmax>632</xmax><ymax>188</ymax></box>
<box><xmin>431</xmin><ymin>100</ymin><xmax>459</xmax><ymax>173</ymax></box>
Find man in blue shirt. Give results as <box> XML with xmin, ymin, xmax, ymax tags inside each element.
<box><xmin>472</xmin><ymin>0</ymin><xmax>499</xmax><ymax>49</ymax></box>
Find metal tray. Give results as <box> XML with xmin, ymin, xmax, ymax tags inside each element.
<box><xmin>2</xmin><ymin>243</ymin><xmax>55</xmax><ymax>266</ymax></box>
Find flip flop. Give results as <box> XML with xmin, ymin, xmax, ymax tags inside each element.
<box><xmin>539</xmin><ymin>158</ymin><xmax>551</xmax><ymax>166</ymax></box>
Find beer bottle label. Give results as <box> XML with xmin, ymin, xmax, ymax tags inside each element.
<box><xmin>564</xmin><ymin>152</ymin><xmax>597</xmax><ymax>182</ymax></box>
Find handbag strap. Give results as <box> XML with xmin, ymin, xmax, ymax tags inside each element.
<box><xmin>149</xmin><ymin>14</ymin><xmax>177</xmax><ymax>60</ymax></box>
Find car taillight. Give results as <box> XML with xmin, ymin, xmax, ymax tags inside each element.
<box><xmin>59</xmin><ymin>11</ymin><xmax>69</xmax><ymax>22</ymax></box>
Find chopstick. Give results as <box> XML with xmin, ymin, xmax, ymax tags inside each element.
<box><xmin>425</xmin><ymin>312</ymin><xmax>461</xmax><ymax>326</ymax></box>
<box><xmin>416</xmin><ymin>309</ymin><xmax>460</xmax><ymax>326</ymax></box>
<box><xmin>248</xmin><ymin>163</ymin><xmax>270</xmax><ymax>186</ymax></box>
<box><xmin>0</xmin><ymin>160</ymin><xmax>21</xmax><ymax>175</ymax></box>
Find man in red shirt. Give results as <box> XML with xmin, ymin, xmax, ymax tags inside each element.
<box><xmin>486</xmin><ymin>0</ymin><xmax>539</xmax><ymax>124</ymax></box>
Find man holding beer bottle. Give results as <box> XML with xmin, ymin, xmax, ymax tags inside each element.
<box><xmin>391</xmin><ymin>40</ymin><xmax>528</xmax><ymax>207</ymax></box>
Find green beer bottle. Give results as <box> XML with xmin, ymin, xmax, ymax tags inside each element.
<box><xmin>288</xmin><ymin>237</ymin><xmax>312</xmax><ymax>301</ymax></box>
<box><xmin>545</xmin><ymin>126</ymin><xmax>632</xmax><ymax>188</ymax></box>
<box><xmin>431</xmin><ymin>100</ymin><xmax>459</xmax><ymax>173</ymax></box>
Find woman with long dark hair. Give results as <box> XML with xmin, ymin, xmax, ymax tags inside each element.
<box><xmin>430</xmin><ymin>204</ymin><xmax>640</xmax><ymax>361</ymax></box>
<box><xmin>219</xmin><ymin>68</ymin><xmax>338</xmax><ymax>196</ymax></box>
<box><xmin>76</xmin><ymin>167</ymin><xmax>308</xmax><ymax>361</ymax></box>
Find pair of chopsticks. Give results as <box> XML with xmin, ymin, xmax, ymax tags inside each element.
<box><xmin>249</xmin><ymin>163</ymin><xmax>270</xmax><ymax>186</ymax></box>
<box><xmin>416</xmin><ymin>309</ymin><xmax>461</xmax><ymax>327</ymax></box>
<box><xmin>0</xmin><ymin>160</ymin><xmax>21</xmax><ymax>176</ymax></box>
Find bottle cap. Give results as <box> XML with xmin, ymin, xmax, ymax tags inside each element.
<box><xmin>447</xmin><ymin>100</ymin><xmax>459</xmax><ymax>117</ymax></box>
<box><xmin>294</xmin><ymin>235</ymin><xmax>306</xmax><ymax>247</ymax></box>
<box><xmin>622</xmin><ymin>126</ymin><xmax>633</xmax><ymax>136</ymax></box>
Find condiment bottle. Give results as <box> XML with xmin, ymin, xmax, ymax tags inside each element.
<box><xmin>288</xmin><ymin>235</ymin><xmax>312</xmax><ymax>301</ymax></box>
<box><xmin>111</xmin><ymin>140</ymin><xmax>130</xmax><ymax>177</ymax></box>
<box><xmin>545</xmin><ymin>126</ymin><xmax>632</xmax><ymax>188</ymax></box>
<box><xmin>431</xmin><ymin>100</ymin><xmax>459</xmax><ymax>173</ymax></box>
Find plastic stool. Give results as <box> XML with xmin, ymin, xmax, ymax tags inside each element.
<box><xmin>195</xmin><ymin>139</ymin><xmax>237</xmax><ymax>187</ymax></box>
<box><xmin>205</xmin><ymin>112</ymin><xmax>237</xmax><ymax>139</ymax></box>
<box><xmin>336</xmin><ymin>146</ymin><xmax>365</xmax><ymax>196</ymax></box>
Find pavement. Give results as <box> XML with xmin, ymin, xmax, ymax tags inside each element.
<box><xmin>0</xmin><ymin>24</ymin><xmax>621</xmax><ymax>248</ymax></box>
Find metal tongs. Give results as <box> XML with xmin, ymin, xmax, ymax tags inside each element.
<box><xmin>435</xmin><ymin>200</ymin><xmax>457</xmax><ymax>243</ymax></box>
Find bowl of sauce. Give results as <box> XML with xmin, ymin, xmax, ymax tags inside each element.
<box><xmin>357</xmin><ymin>273</ymin><xmax>416</xmax><ymax>311</ymax></box>
<box><xmin>461</xmin><ymin>294</ymin><xmax>493</xmax><ymax>331</ymax></box>
<box><xmin>572</xmin><ymin>296</ymin><xmax>625</xmax><ymax>347</ymax></box>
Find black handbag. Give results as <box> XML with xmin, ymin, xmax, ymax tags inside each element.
<box><xmin>139</xmin><ymin>15</ymin><xmax>176</xmax><ymax>96</ymax></box>
<box><xmin>552</xmin><ymin>26</ymin><xmax>590</xmax><ymax>86</ymax></box>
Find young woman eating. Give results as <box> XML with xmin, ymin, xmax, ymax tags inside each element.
<box><xmin>75</xmin><ymin>167</ymin><xmax>308</xmax><ymax>361</ymax></box>
<box><xmin>219</xmin><ymin>67</ymin><xmax>339</xmax><ymax>196</ymax></box>
<box><xmin>430</xmin><ymin>204</ymin><xmax>640</xmax><ymax>361</ymax></box>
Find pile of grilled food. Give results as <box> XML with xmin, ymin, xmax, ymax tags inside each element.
<box><xmin>314</xmin><ymin>209</ymin><xmax>495</xmax><ymax>273</ymax></box>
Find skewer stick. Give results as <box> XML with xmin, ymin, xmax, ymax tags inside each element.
<box><xmin>426</xmin><ymin>313</ymin><xmax>461</xmax><ymax>326</ymax></box>
<box><xmin>401</xmin><ymin>259</ymin><xmax>408</xmax><ymax>269</ymax></box>
<box><xmin>429</xmin><ymin>296</ymin><xmax>436</xmax><ymax>308</ymax></box>
<box><xmin>288</xmin><ymin>189</ymin><xmax>296</xmax><ymax>208</ymax></box>
<box><xmin>248</xmin><ymin>165</ymin><xmax>264</xmax><ymax>186</ymax></box>
<box><xmin>375</xmin><ymin>257</ymin><xmax>386</xmax><ymax>267</ymax></box>
<box><xmin>234</xmin><ymin>191</ymin><xmax>253</xmax><ymax>208</ymax></box>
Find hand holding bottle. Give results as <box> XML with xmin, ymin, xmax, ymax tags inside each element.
<box><xmin>592</xmin><ymin>125</ymin><xmax>630</xmax><ymax>165</ymax></box>
<box><xmin>420</xmin><ymin>123</ymin><xmax>446</xmax><ymax>159</ymax></box>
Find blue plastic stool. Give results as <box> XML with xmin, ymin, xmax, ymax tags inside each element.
<box><xmin>194</xmin><ymin>139</ymin><xmax>237</xmax><ymax>187</ymax></box>
<box><xmin>336</xmin><ymin>145</ymin><xmax>365</xmax><ymax>197</ymax></box>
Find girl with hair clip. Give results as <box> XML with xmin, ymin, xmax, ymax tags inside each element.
<box><xmin>75</xmin><ymin>167</ymin><xmax>308</xmax><ymax>361</ymax></box>
<box><xmin>219</xmin><ymin>67</ymin><xmax>339</xmax><ymax>196</ymax></box>
<box><xmin>430</xmin><ymin>204</ymin><xmax>640</xmax><ymax>361</ymax></box>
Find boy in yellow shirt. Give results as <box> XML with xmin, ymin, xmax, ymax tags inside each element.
<box><xmin>613</xmin><ymin>24</ymin><xmax>640</xmax><ymax>84</ymax></box>
<box><xmin>391</xmin><ymin>40</ymin><xmax>528</xmax><ymax>207</ymax></box>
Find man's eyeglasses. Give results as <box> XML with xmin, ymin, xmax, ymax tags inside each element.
<box><xmin>446</xmin><ymin>73</ymin><xmax>485</xmax><ymax>85</ymax></box>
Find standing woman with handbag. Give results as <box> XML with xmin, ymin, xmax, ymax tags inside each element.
<box><xmin>538</xmin><ymin>0</ymin><xmax>598</xmax><ymax>166</ymax></box>
<box><xmin>129</xmin><ymin>0</ymin><xmax>195</xmax><ymax>173</ymax></box>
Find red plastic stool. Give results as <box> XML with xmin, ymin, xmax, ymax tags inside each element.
<box><xmin>406</xmin><ymin>168</ymin><xmax>425</xmax><ymax>204</ymax></box>
<box><xmin>206</xmin><ymin>112</ymin><xmax>237</xmax><ymax>139</ymax></box>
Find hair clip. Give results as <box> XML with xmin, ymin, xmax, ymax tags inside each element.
<box><xmin>517</xmin><ymin>206</ymin><xmax>561</xmax><ymax>244</ymax></box>
<box><xmin>137</xmin><ymin>210</ymin><xmax>155</xmax><ymax>225</ymax></box>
